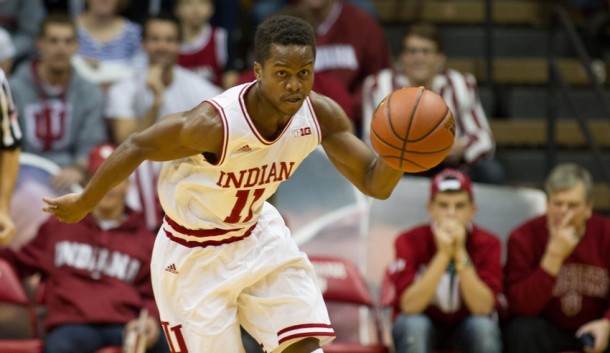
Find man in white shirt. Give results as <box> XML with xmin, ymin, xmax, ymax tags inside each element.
<box><xmin>362</xmin><ymin>22</ymin><xmax>505</xmax><ymax>185</ymax></box>
<box><xmin>105</xmin><ymin>12</ymin><xmax>221</xmax><ymax>231</ymax></box>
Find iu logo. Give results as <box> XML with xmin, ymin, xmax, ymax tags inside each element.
<box><xmin>293</xmin><ymin>127</ymin><xmax>312</xmax><ymax>137</ymax></box>
<box><xmin>161</xmin><ymin>321</ymin><xmax>189</xmax><ymax>353</ymax></box>
<box><xmin>25</xmin><ymin>100</ymin><xmax>71</xmax><ymax>151</ymax></box>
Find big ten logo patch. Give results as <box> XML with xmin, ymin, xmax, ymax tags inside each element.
<box><xmin>312</xmin><ymin>261</ymin><xmax>347</xmax><ymax>294</ymax></box>
<box><xmin>293</xmin><ymin>127</ymin><xmax>312</xmax><ymax>137</ymax></box>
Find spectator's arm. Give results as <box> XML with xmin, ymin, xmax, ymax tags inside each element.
<box><xmin>504</xmin><ymin>229</ymin><xmax>557</xmax><ymax>315</ymax></box>
<box><xmin>457</xmin><ymin>238</ymin><xmax>502</xmax><ymax>315</ymax></box>
<box><xmin>455</xmin><ymin>73</ymin><xmax>495</xmax><ymax>164</ymax></box>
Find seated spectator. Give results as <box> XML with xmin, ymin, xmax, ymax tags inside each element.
<box><xmin>0</xmin><ymin>0</ymin><xmax>45</xmax><ymax>63</ymax></box>
<box><xmin>504</xmin><ymin>163</ymin><xmax>610</xmax><ymax>353</ymax></box>
<box><xmin>0</xmin><ymin>68</ymin><xmax>21</xmax><ymax>246</ymax></box>
<box><xmin>388</xmin><ymin>168</ymin><xmax>502</xmax><ymax>353</ymax></box>
<box><xmin>362</xmin><ymin>22</ymin><xmax>505</xmax><ymax>185</ymax></box>
<box><xmin>0</xmin><ymin>143</ymin><xmax>169</xmax><ymax>353</ymax></box>
<box><xmin>9</xmin><ymin>13</ymin><xmax>107</xmax><ymax>191</ymax></box>
<box><xmin>105</xmin><ymin>12</ymin><xmax>220</xmax><ymax>231</ymax></box>
<box><xmin>174</xmin><ymin>0</ymin><xmax>240</xmax><ymax>89</ymax></box>
<box><xmin>73</xmin><ymin>0</ymin><xmax>144</xmax><ymax>87</ymax></box>
<box><xmin>299</xmin><ymin>0</ymin><xmax>391</xmax><ymax>131</ymax></box>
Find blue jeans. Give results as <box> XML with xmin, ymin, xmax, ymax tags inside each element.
<box><xmin>44</xmin><ymin>324</ymin><xmax>169</xmax><ymax>353</ymax></box>
<box><xmin>392</xmin><ymin>314</ymin><xmax>502</xmax><ymax>353</ymax></box>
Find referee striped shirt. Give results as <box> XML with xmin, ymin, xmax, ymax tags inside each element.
<box><xmin>0</xmin><ymin>68</ymin><xmax>21</xmax><ymax>149</ymax></box>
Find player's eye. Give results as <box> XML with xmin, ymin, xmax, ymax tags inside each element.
<box><xmin>299</xmin><ymin>70</ymin><xmax>310</xmax><ymax>78</ymax></box>
<box><xmin>276</xmin><ymin>71</ymin><xmax>287</xmax><ymax>78</ymax></box>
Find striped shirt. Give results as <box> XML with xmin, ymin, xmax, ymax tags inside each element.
<box><xmin>0</xmin><ymin>68</ymin><xmax>21</xmax><ymax>149</ymax></box>
<box><xmin>77</xmin><ymin>20</ymin><xmax>142</xmax><ymax>64</ymax></box>
<box><xmin>362</xmin><ymin>68</ymin><xmax>495</xmax><ymax>164</ymax></box>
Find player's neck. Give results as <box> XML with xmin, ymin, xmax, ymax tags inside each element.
<box><xmin>247</xmin><ymin>84</ymin><xmax>291</xmax><ymax>139</ymax></box>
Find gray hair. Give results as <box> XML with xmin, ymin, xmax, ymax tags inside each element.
<box><xmin>544</xmin><ymin>163</ymin><xmax>593</xmax><ymax>202</ymax></box>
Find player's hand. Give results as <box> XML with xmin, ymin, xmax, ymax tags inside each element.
<box><xmin>50</xmin><ymin>166</ymin><xmax>84</xmax><ymax>191</ymax></box>
<box><xmin>576</xmin><ymin>319</ymin><xmax>610</xmax><ymax>353</ymax></box>
<box><xmin>546</xmin><ymin>210</ymin><xmax>579</xmax><ymax>260</ymax></box>
<box><xmin>0</xmin><ymin>211</ymin><xmax>16</xmax><ymax>246</ymax></box>
<box><xmin>42</xmin><ymin>193</ymin><xmax>90</xmax><ymax>223</ymax></box>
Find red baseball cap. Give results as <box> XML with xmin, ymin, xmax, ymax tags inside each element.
<box><xmin>87</xmin><ymin>143</ymin><xmax>116</xmax><ymax>175</ymax></box>
<box><xmin>430</xmin><ymin>168</ymin><xmax>473</xmax><ymax>200</ymax></box>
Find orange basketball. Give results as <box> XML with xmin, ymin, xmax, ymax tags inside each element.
<box><xmin>370</xmin><ymin>86</ymin><xmax>455</xmax><ymax>173</ymax></box>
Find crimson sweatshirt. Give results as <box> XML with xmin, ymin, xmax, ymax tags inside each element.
<box><xmin>390</xmin><ymin>224</ymin><xmax>503</xmax><ymax>324</ymax></box>
<box><xmin>505</xmin><ymin>214</ymin><xmax>610</xmax><ymax>330</ymax></box>
<box><xmin>0</xmin><ymin>209</ymin><xmax>158</xmax><ymax>331</ymax></box>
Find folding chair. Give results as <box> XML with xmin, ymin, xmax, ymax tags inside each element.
<box><xmin>309</xmin><ymin>255</ymin><xmax>389</xmax><ymax>353</ymax></box>
<box><xmin>0</xmin><ymin>258</ymin><xmax>43</xmax><ymax>353</ymax></box>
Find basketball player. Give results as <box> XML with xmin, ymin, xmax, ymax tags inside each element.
<box><xmin>0</xmin><ymin>68</ymin><xmax>21</xmax><ymax>246</ymax></box>
<box><xmin>42</xmin><ymin>15</ymin><xmax>404</xmax><ymax>353</ymax></box>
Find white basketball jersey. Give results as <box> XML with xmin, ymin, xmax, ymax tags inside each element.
<box><xmin>158</xmin><ymin>82</ymin><xmax>321</xmax><ymax>244</ymax></box>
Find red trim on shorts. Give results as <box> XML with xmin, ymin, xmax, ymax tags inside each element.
<box><xmin>163</xmin><ymin>224</ymin><xmax>256</xmax><ymax>248</ymax></box>
<box><xmin>277</xmin><ymin>323</ymin><xmax>335</xmax><ymax>344</ymax></box>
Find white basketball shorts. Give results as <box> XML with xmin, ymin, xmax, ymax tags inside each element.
<box><xmin>150</xmin><ymin>202</ymin><xmax>335</xmax><ymax>353</ymax></box>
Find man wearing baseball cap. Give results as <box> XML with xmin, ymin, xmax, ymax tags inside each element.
<box><xmin>387</xmin><ymin>168</ymin><xmax>503</xmax><ymax>353</ymax></box>
<box><xmin>0</xmin><ymin>143</ymin><xmax>169</xmax><ymax>353</ymax></box>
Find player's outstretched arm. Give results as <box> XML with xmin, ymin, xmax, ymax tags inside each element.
<box><xmin>313</xmin><ymin>93</ymin><xmax>403</xmax><ymax>199</ymax></box>
<box><xmin>43</xmin><ymin>102</ymin><xmax>224</xmax><ymax>223</ymax></box>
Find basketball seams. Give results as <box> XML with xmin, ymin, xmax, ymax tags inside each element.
<box><xmin>370</xmin><ymin>86</ymin><xmax>454</xmax><ymax>172</ymax></box>
<box><xmin>406</xmin><ymin>106</ymin><xmax>451</xmax><ymax>143</ymax></box>
<box><xmin>394</xmin><ymin>86</ymin><xmax>424</xmax><ymax>169</ymax></box>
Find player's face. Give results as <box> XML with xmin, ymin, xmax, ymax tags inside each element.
<box><xmin>428</xmin><ymin>191</ymin><xmax>476</xmax><ymax>227</ymax></box>
<box><xmin>546</xmin><ymin>182</ymin><xmax>592</xmax><ymax>235</ymax></box>
<box><xmin>254</xmin><ymin>44</ymin><xmax>315</xmax><ymax>116</ymax></box>
<box><xmin>143</xmin><ymin>20</ymin><xmax>180</xmax><ymax>68</ymax></box>
<box><xmin>401</xmin><ymin>35</ymin><xmax>445</xmax><ymax>86</ymax></box>
<box><xmin>175</xmin><ymin>0</ymin><xmax>214</xmax><ymax>27</ymax></box>
<box><xmin>37</xmin><ymin>24</ymin><xmax>78</xmax><ymax>73</ymax></box>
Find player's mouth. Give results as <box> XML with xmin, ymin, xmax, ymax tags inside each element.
<box><xmin>283</xmin><ymin>95</ymin><xmax>304</xmax><ymax>105</ymax></box>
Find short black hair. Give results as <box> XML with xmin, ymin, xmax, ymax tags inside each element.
<box><xmin>38</xmin><ymin>12</ymin><xmax>77</xmax><ymax>38</ymax></box>
<box><xmin>142</xmin><ymin>12</ymin><xmax>182</xmax><ymax>42</ymax></box>
<box><xmin>254</xmin><ymin>15</ymin><xmax>316</xmax><ymax>64</ymax></box>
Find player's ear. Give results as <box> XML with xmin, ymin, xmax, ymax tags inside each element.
<box><xmin>253</xmin><ymin>62</ymin><xmax>261</xmax><ymax>80</ymax></box>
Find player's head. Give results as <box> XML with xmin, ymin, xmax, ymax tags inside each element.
<box><xmin>253</xmin><ymin>15</ymin><xmax>316</xmax><ymax>116</ymax></box>
<box><xmin>428</xmin><ymin>168</ymin><xmax>476</xmax><ymax>226</ymax></box>
<box><xmin>37</xmin><ymin>12</ymin><xmax>78</xmax><ymax>73</ymax></box>
<box><xmin>88</xmin><ymin>143</ymin><xmax>130</xmax><ymax>213</ymax></box>
<box><xmin>400</xmin><ymin>22</ymin><xmax>446</xmax><ymax>87</ymax></box>
<box><xmin>544</xmin><ymin>163</ymin><xmax>593</xmax><ymax>235</ymax></box>
<box><xmin>142</xmin><ymin>12</ymin><xmax>182</xmax><ymax>68</ymax></box>
<box><xmin>174</xmin><ymin>0</ymin><xmax>214</xmax><ymax>29</ymax></box>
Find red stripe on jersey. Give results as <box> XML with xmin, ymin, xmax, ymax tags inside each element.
<box><xmin>164</xmin><ymin>215</ymin><xmax>251</xmax><ymax>237</ymax></box>
<box><xmin>163</xmin><ymin>224</ymin><xmax>256</xmax><ymax>248</ymax></box>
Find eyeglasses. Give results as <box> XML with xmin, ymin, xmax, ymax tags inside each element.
<box><xmin>403</xmin><ymin>47</ymin><xmax>438</xmax><ymax>56</ymax></box>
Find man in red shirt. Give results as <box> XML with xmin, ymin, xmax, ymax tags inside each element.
<box><xmin>504</xmin><ymin>163</ymin><xmax>610</xmax><ymax>353</ymax></box>
<box><xmin>0</xmin><ymin>143</ymin><xmax>169</xmax><ymax>353</ymax></box>
<box><xmin>388</xmin><ymin>168</ymin><xmax>502</xmax><ymax>353</ymax></box>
